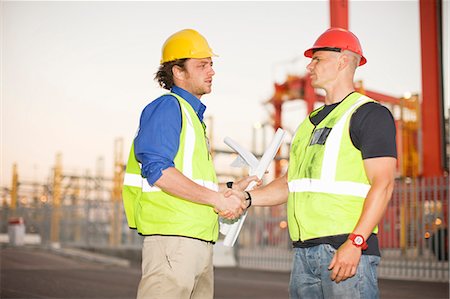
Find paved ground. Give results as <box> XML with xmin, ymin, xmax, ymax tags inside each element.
<box><xmin>1</xmin><ymin>245</ymin><xmax>448</xmax><ymax>299</ymax></box>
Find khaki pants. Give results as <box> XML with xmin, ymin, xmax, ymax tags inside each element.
<box><xmin>137</xmin><ymin>235</ymin><xmax>214</xmax><ymax>299</ymax></box>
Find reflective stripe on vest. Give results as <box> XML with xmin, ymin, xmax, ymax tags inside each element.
<box><xmin>124</xmin><ymin>173</ymin><xmax>218</xmax><ymax>192</ymax></box>
<box><xmin>288</xmin><ymin>178</ymin><xmax>370</xmax><ymax>198</ymax></box>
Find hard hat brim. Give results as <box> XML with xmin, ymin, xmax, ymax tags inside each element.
<box><xmin>160</xmin><ymin>52</ymin><xmax>219</xmax><ymax>64</ymax></box>
<box><xmin>304</xmin><ymin>47</ymin><xmax>366</xmax><ymax>66</ymax></box>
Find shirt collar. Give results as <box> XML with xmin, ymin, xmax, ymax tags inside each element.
<box><xmin>171</xmin><ymin>85</ymin><xmax>206</xmax><ymax>121</ymax></box>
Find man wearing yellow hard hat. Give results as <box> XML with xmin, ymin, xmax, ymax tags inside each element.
<box><xmin>122</xmin><ymin>29</ymin><xmax>257</xmax><ymax>298</ymax></box>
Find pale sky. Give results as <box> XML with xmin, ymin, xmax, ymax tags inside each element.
<box><xmin>1</xmin><ymin>1</ymin><xmax>449</xmax><ymax>187</ymax></box>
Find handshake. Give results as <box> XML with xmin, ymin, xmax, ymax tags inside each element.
<box><xmin>212</xmin><ymin>128</ymin><xmax>284</xmax><ymax>221</ymax></box>
<box><xmin>213</xmin><ymin>175</ymin><xmax>260</xmax><ymax>220</ymax></box>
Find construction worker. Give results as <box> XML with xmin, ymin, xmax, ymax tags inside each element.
<box><xmin>122</xmin><ymin>29</ymin><xmax>256</xmax><ymax>299</ymax></box>
<box><xmin>229</xmin><ymin>27</ymin><xmax>397</xmax><ymax>298</ymax></box>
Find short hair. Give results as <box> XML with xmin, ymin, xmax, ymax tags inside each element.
<box><xmin>342</xmin><ymin>50</ymin><xmax>361</xmax><ymax>69</ymax></box>
<box><xmin>154</xmin><ymin>59</ymin><xmax>188</xmax><ymax>90</ymax></box>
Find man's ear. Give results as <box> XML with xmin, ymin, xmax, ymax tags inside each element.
<box><xmin>338</xmin><ymin>53</ymin><xmax>349</xmax><ymax>71</ymax></box>
<box><xmin>172</xmin><ymin>65</ymin><xmax>184</xmax><ymax>81</ymax></box>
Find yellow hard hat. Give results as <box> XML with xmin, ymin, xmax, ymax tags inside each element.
<box><xmin>160</xmin><ymin>29</ymin><xmax>217</xmax><ymax>64</ymax></box>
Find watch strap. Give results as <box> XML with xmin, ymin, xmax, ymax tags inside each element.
<box><xmin>244</xmin><ymin>191</ymin><xmax>252</xmax><ymax>209</ymax></box>
<box><xmin>349</xmin><ymin>233</ymin><xmax>368</xmax><ymax>250</ymax></box>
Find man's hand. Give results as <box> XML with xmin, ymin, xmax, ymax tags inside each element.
<box><xmin>232</xmin><ymin>175</ymin><xmax>262</xmax><ymax>191</ymax></box>
<box><xmin>226</xmin><ymin>189</ymin><xmax>250</xmax><ymax>206</ymax></box>
<box><xmin>328</xmin><ymin>240</ymin><xmax>362</xmax><ymax>283</ymax></box>
<box><xmin>214</xmin><ymin>189</ymin><xmax>247</xmax><ymax>219</ymax></box>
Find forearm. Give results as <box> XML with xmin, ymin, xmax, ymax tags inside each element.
<box><xmin>329</xmin><ymin>166</ymin><xmax>395</xmax><ymax>282</ymax></box>
<box><xmin>249</xmin><ymin>173</ymin><xmax>289</xmax><ymax>206</ymax></box>
<box><xmin>218</xmin><ymin>183</ymin><xmax>227</xmax><ymax>192</ymax></box>
<box><xmin>353</xmin><ymin>157</ymin><xmax>396</xmax><ymax>239</ymax></box>
<box><xmin>353</xmin><ymin>181</ymin><xmax>394</xmax><ymax>239</ymax></box>
<box><xmin>155</xmin><ymin>167</ymin><xmax>218</xmax><ymax>207</ymax></box>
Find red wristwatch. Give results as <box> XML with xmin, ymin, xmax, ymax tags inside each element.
<box><xmin>348</xmin><ymin>233</ymin><xmax>368</xmax><ymax>250</ymax></box>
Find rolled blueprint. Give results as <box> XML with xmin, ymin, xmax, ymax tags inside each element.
<box><xmin>220</xmin><ymin>128</ymin><xmax>286</xmax><ymax>246</ymax></box>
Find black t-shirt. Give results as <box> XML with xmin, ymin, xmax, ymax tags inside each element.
<box><xmin>293</xmin><ymin>93</ymin><xmax>397</xmax><ymax>256</ymax></box>
<box><xmin>310</xmin><ymin>99</ymin><xmax>397</xmax><ymax>159</ymax></box>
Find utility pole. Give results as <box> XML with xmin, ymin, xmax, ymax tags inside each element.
<box><xmin>51</xmin><ymin>153</ymin><xmax>62</xmax><ymax>244</ymax></box>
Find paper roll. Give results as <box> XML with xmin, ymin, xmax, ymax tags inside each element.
<box><xmin>220</xmin><ymin>128</ymin><xmax>285</xmax><ymax>246</ymax></box>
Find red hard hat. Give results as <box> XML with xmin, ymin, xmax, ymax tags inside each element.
<box><xmin>304</xmin><ymin>27</ymin><xmax>366</xmax><ymax>66</ymax></box>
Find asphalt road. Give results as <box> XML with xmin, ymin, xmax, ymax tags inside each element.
<box><xmin>1</xmin><ymin>246</ymin><xmax>448</xmax><ymax>299</ymax></box>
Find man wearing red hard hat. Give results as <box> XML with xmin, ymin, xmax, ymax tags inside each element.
<box><xmin>231</xmin><ymin>27</ymin><xmax>397</xmax><ymax>298</ymax></box>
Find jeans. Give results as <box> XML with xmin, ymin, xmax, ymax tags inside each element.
<box><xmin>289</xmin><ymin>244</ymin><xmax>380</xmax><ymax>299</ymax></box>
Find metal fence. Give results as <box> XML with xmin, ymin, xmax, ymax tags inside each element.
<box><xmin>1</xmin><ymin>177</ymin><xmax>448</xmax><ymax>282</ymax></box>
<box><xmin>377</xmin><ymin>176</ymin><xmax>449</xmax><ymax>281</ymax></box>
<box><xmin>0</xmin><ymin>201</ymin><xmax>143</xmax><ymax>248</ymax></box>
<box><xmin>236</xmin><ymin>176</ymin><xmax>449</xmax><ymax>282</ymax></box>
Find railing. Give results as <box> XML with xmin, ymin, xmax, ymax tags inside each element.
<box><xmin>0</xmin><ymin>201</ymin><xmax>143</xmax><ymax>248</ymax></box>
<box><xmin>0</xmin><ymin>176</ymin><xmax>448</xmax><ymax>281</ymax></box>
<box><xmin>377</xmin><ymin>176</ymin><xmax>449</xmax><ymax>281</ymax></box>
<box><xmin>236</xmin><ymin>176</ymin><xmax>449</xmax><ymax>282</ymax></box>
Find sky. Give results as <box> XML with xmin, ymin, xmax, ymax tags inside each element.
<box><xmin>1</xmin><ymin>1</ymin><xmax>449</xmax><ymax>188</ymax></box>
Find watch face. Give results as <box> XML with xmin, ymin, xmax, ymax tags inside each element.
<box><xmin>354</xmin><ymin>236</ymin><xmax>364</xmax><ymax>245</ymax></box>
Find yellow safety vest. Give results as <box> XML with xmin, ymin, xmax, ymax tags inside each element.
<box><xmin>122</xmin><ymin>93</ymin><xmax>219</xmax><ymax>242</ymax></box>
<box><xmin>287</xmin><ymin>92</ymin><xmax>378</xmax><ymax>241</ymax></box>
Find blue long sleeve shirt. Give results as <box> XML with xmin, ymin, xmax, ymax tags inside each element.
<box><xmin>134</xmin><ymin>86</ymin><xmax>207</xmax><ymax>186</ymax></box>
